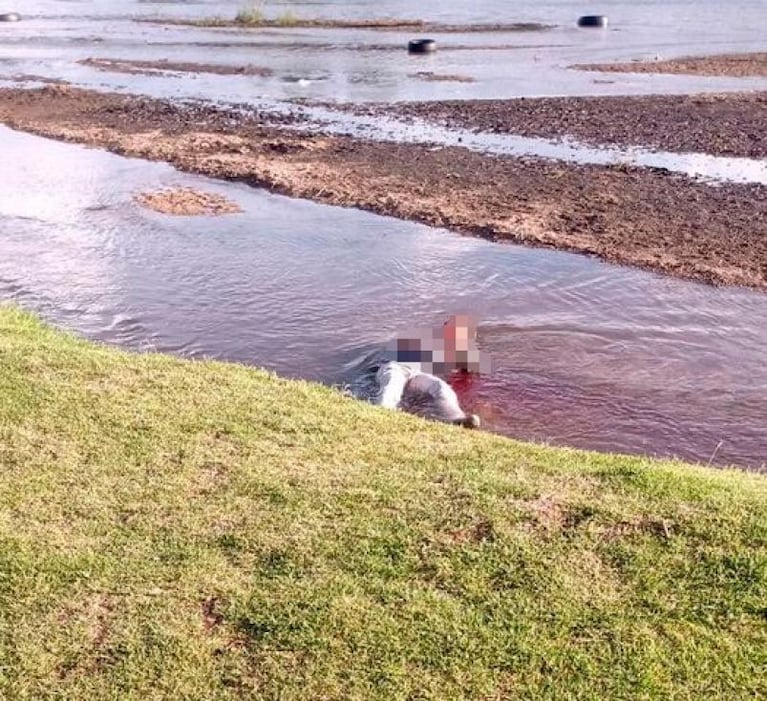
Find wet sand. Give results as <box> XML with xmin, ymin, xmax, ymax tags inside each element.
<box><xmin>371</xmin><ymin>92</ymin><xmax>767</xmax><ymax>159</ymax></box>
<box><xmin>0</xmin><ymin>86</ymin><xmax>765</xmax><ymax>290</ymax></box>
<box><xmin>5</xmin><ymin>74</ymin><xmax>71</xmax><ymax>86</ymax></box>
<box><xmin>574</xmin><ymin>52</ymin><xmax>767</xmax><ymax>78</ymax></box>
<box><xmin>134</xmin><ymin>187</ymin><xmax>242</xmax><ymax>215</ymax></box>
<box><xmin>79</xmin><ymin>58</ymin><xmax>274</xmax><ymax>77</ymax></box>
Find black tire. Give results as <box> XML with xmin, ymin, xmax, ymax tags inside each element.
<box><xmin>408</xmin><ymin>38</ymin><xmax>436</xmax><ymax>54</ymax></box>
<box><xmin>0</xmin><ymin>12</ymin><xmax>20</xmax><ymax>21</ymax></box>
<box><xmin>577</xmin><ymin>15</ymin><xmax>608</xmax><ymax>28</ymax></box>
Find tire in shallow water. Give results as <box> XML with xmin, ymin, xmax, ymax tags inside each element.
<box><xmin>408</xmin><ymin>38</ymin><xmax>437</xmax><ymax>54</ymax></box>
<box><xmin>577</xmin><ymin>15</ymin><xmax>608</xmax><ymax>28</ymax></box>
<box><xmin>0</xmin><ymin>12</ymin><xmax>21</xmax><ymax>21</ymax></box>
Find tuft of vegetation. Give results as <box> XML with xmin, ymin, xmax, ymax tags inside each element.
<box><xmin>1</xmin><ymin>305</ymin><xmax>766</xmax><ymax>699</ymax></box>
<box><xmin>235</xmin><ymin>0</ymin><xmax>266</xmax><ymax>26</ymax></box>
<box><xmin>275</xmin><ymin>9</ymin><xmax>300</xmax><ymax>27</ymax></box>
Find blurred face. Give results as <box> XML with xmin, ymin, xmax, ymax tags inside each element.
<box><xmin>387</xmin><ymin>315</ymin><xmax>484</xmax><ymax>375</ymax></box>
<box><xmin>442</xmin><ymin>314</ymin><xmax>476</xmax><ymax>351</ymax></box>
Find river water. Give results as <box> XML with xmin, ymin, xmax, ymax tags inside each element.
<box><xmin>2</xmin><ymin>0</ymin><xmax>767</xmax><ymax>103</ymax></box>
<box><xmin>1</xmin><ymin>127</ymin><xmax>765</xmax><ymax>469</ymax></box>
<box><xmin>1</xmin><ymin>1</ymin><xmax>766</xmax><ymax>468</ymax></box>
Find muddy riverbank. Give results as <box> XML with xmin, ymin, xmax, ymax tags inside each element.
<box><xmin>137</xmin><ymin>17</ymin><xmax>553</xmax><ymax>32</ymax></box>
<box><xmin>1</xmin><ymin>86</ymin><xmax>765</xmax><ymax>290</ymax></box>
<box><xmin>79</xmin><ymin>58</ymin><xmax>274</xmax><ymax>78</ymax></box>
<box><xmin>408</xmin><ymin>72</ymin><xmax>476</xmax><ymax>83</ymax></box>
<box><xmin>574</xmin><ymin>52</ymin><xmax>767</xmax><ymax>78</ymax></box>
<box><xmin>365</xmin><ymin>92</ymin><xmax>767</xmax><ymax>159</ymax></box>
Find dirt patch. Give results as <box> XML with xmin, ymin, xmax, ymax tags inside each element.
<box><xmin>56</xmin><ymin>594</ymin><xmax>117</xmax><ymax>678</ymax></box>
<box><xmin>80</xmin><ymin>57</ymin><xmax>274</xmax><ymax>78</ymax></box>
<box><xmin>135</xmin><ymin>187</ymin><xmax>242</xmax><ymax>215</ymax></box>
<box><xmin>516</xmin><ymin>497</ymin><xmax>599</xmax><ymax>534</ymax></box>
<box><xmin>447</xmin><ymin>518</ymin><xmax>496</xmax><ymax>544</ymax></box>
<box><xmin>573</xmin><ymin>52</ymin><xmax>767</xmax><ymax>78</ymax></box>
<box><xmin>201</xmin><ymin>597</ymin><xmax>225</xmax><ymax>632</ymax></box>
<box><xmin>194</xmin><ymin>460</ymin><xmax>230</xmax><ymax>496</ymax></box>
<box><xmin>367</xmin><ymin>92</ymin><xmax>767</xmax><ymax>159</ymax></box>
<box><xmin>408</xmin><ymin>71</ymin><xmax>476</xmax><ymax>83</ymax></box>
<box><xmin>601</xmin><ymin>517</ymin><xmax>674</xmax><ymax>540</ymax></box>
<box><xmin>138</xmin><ymin>17</ymin><xmax>553</xmax><ymax>33</ymax></box>
<box><xmin>518</xmin><ymin>495</ymin><xmax>566</xmax><ymax>532</ymax></box>
<box><xmin>1</xmin><ymin>86</ymin><xmax>765</xmax><ymax>290</ymax></box>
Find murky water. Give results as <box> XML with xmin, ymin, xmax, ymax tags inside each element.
<box><xmin>1</xmin><ymin>0</ymin><xmax>766</xmax><ymax>105</ymax></box>
<box><xmin>2</xmin><ymin>0</ymin><xmax>765</xmax><ymax>183</ymax></box>
<box><xmin>1</xmin><ymin>127</ymin><xmax>765</xmax><ymax>470</ymax></box>
<box><xmin>279</xmin><ymin>106</ymin><xmax>767</xmax><ymax>184</ymax></box>
<box><xmin>1</xmin><ymin>2</ymin><xmax>766</xmax><ymax>469</ymax></box>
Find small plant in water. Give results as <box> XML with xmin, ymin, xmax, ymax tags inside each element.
<box><xmin>275</xmin><ymin>9</ymin><xmax>299</xmax><ymax>26</ymax></box>
<box><xmin>235</xmin><ymin>0</ymin><xmax>266</xmax><ymax>25</ymax></box>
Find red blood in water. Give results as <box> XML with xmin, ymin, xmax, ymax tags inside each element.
<box><xmin>448</xmin><ymin>370</ymin><xmax>476</xmax><ymax>405</ymax></box>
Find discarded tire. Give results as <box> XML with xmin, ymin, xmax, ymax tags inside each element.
<box><xmin>408</xmin><ymin>38</ymin><xmax>436</xmax><ymax>54</ymax></box>
<box><xmin>0</xmin><ymin>12</ymin><xmax>21</xmax><ymax>21</ymax></box>
<box><xmin>577</xmin><ymin>15</ymin><xmax>608</xmax><ymax>28</ymax></box>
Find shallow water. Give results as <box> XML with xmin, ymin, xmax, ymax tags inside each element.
<box><xmin>1</xmin><ymin>0</ymin><xmax>766</xmax><ymax>105</ymax></box>
<box><xmin>281</xmin><ymin>106</ymin><xmax>767</xmax><ymax>184</ymax></box>
<box><xmin>1</xmin><ymin>127</ymin><xmax>765</xmax><ymax>470</ymax></box>
<box><xmin>3</xmin><ymin>73</ymin><xmax>765</xmax><ymax>186</ymax></box>
<box><xmin>1</xmin><ymin>3</ymin><xmax>766</xmax><ymax>469</ymax></box>
<box><xmin>2</xmin><ymin>0</ymin><xmax>765</xmax><ymax>186</ymax></box>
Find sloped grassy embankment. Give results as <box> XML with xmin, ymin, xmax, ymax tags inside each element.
<box><xmin>1</xmin><ymin>307</ymin><xmax>765</xmax><ymax>699</ymax></box>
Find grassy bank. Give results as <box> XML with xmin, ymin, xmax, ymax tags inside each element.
<box><xmin>1</xmin><ymin>306</ymin><xmax>765</xmax><ymax>699</ymax></box>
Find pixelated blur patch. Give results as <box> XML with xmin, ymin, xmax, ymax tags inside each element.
<box><xmin>387</xmin><ymin>315</ymin><xmax>490</xmax><ymax>374</ymax></box>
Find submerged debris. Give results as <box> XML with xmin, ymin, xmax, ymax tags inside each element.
<box><xmin>134</xmin><ymin>187</ymin><xmax>243</xmax><ymax>216</ymax></box>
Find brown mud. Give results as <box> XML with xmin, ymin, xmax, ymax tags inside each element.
<box><xmin>5</xmin><ymin>73</ymin><xmax>70</xmax><ymax>86</ymax></box>
<box><xmin>134</xmin><ymin>187</ymin><xmax>242</xmax><ymax>215</ymax></box>
<box><xmin>573</xmin><ymin>52</ymin><xmax>767</xmax><ymax>78</ymax></box>
<box><xmin>79</xmin><ymin>58</ymin><xmax>274</xmax><ymax>77</ymax></box>
<box><xmin>408</xmin><ymin>72</ymin><xmax>476</xmax><ymax>83</ymax></box>
<box><xmin>0</xmin><ymin>86</ymin><xmax>765</xmax><ymax>290</ymax></box>
<box><xmin>137</xmin><ymin>17</ymin><xmax>553</xmax><ymax>32</ymax></box>
<box><xmin>372</xmin><ymin>92</ymin><xmax>767</xmax><ymax>158</ymax></box>
<box><xmin>148</xmin><ymin>39</ymin><xmax>567</xmax><ymax>53</ymax></box>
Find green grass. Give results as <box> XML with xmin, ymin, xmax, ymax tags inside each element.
<box><xmin>1</xmin><ymin>306</ymin><xmax>766</xmax><ymax>700</ymax></box>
